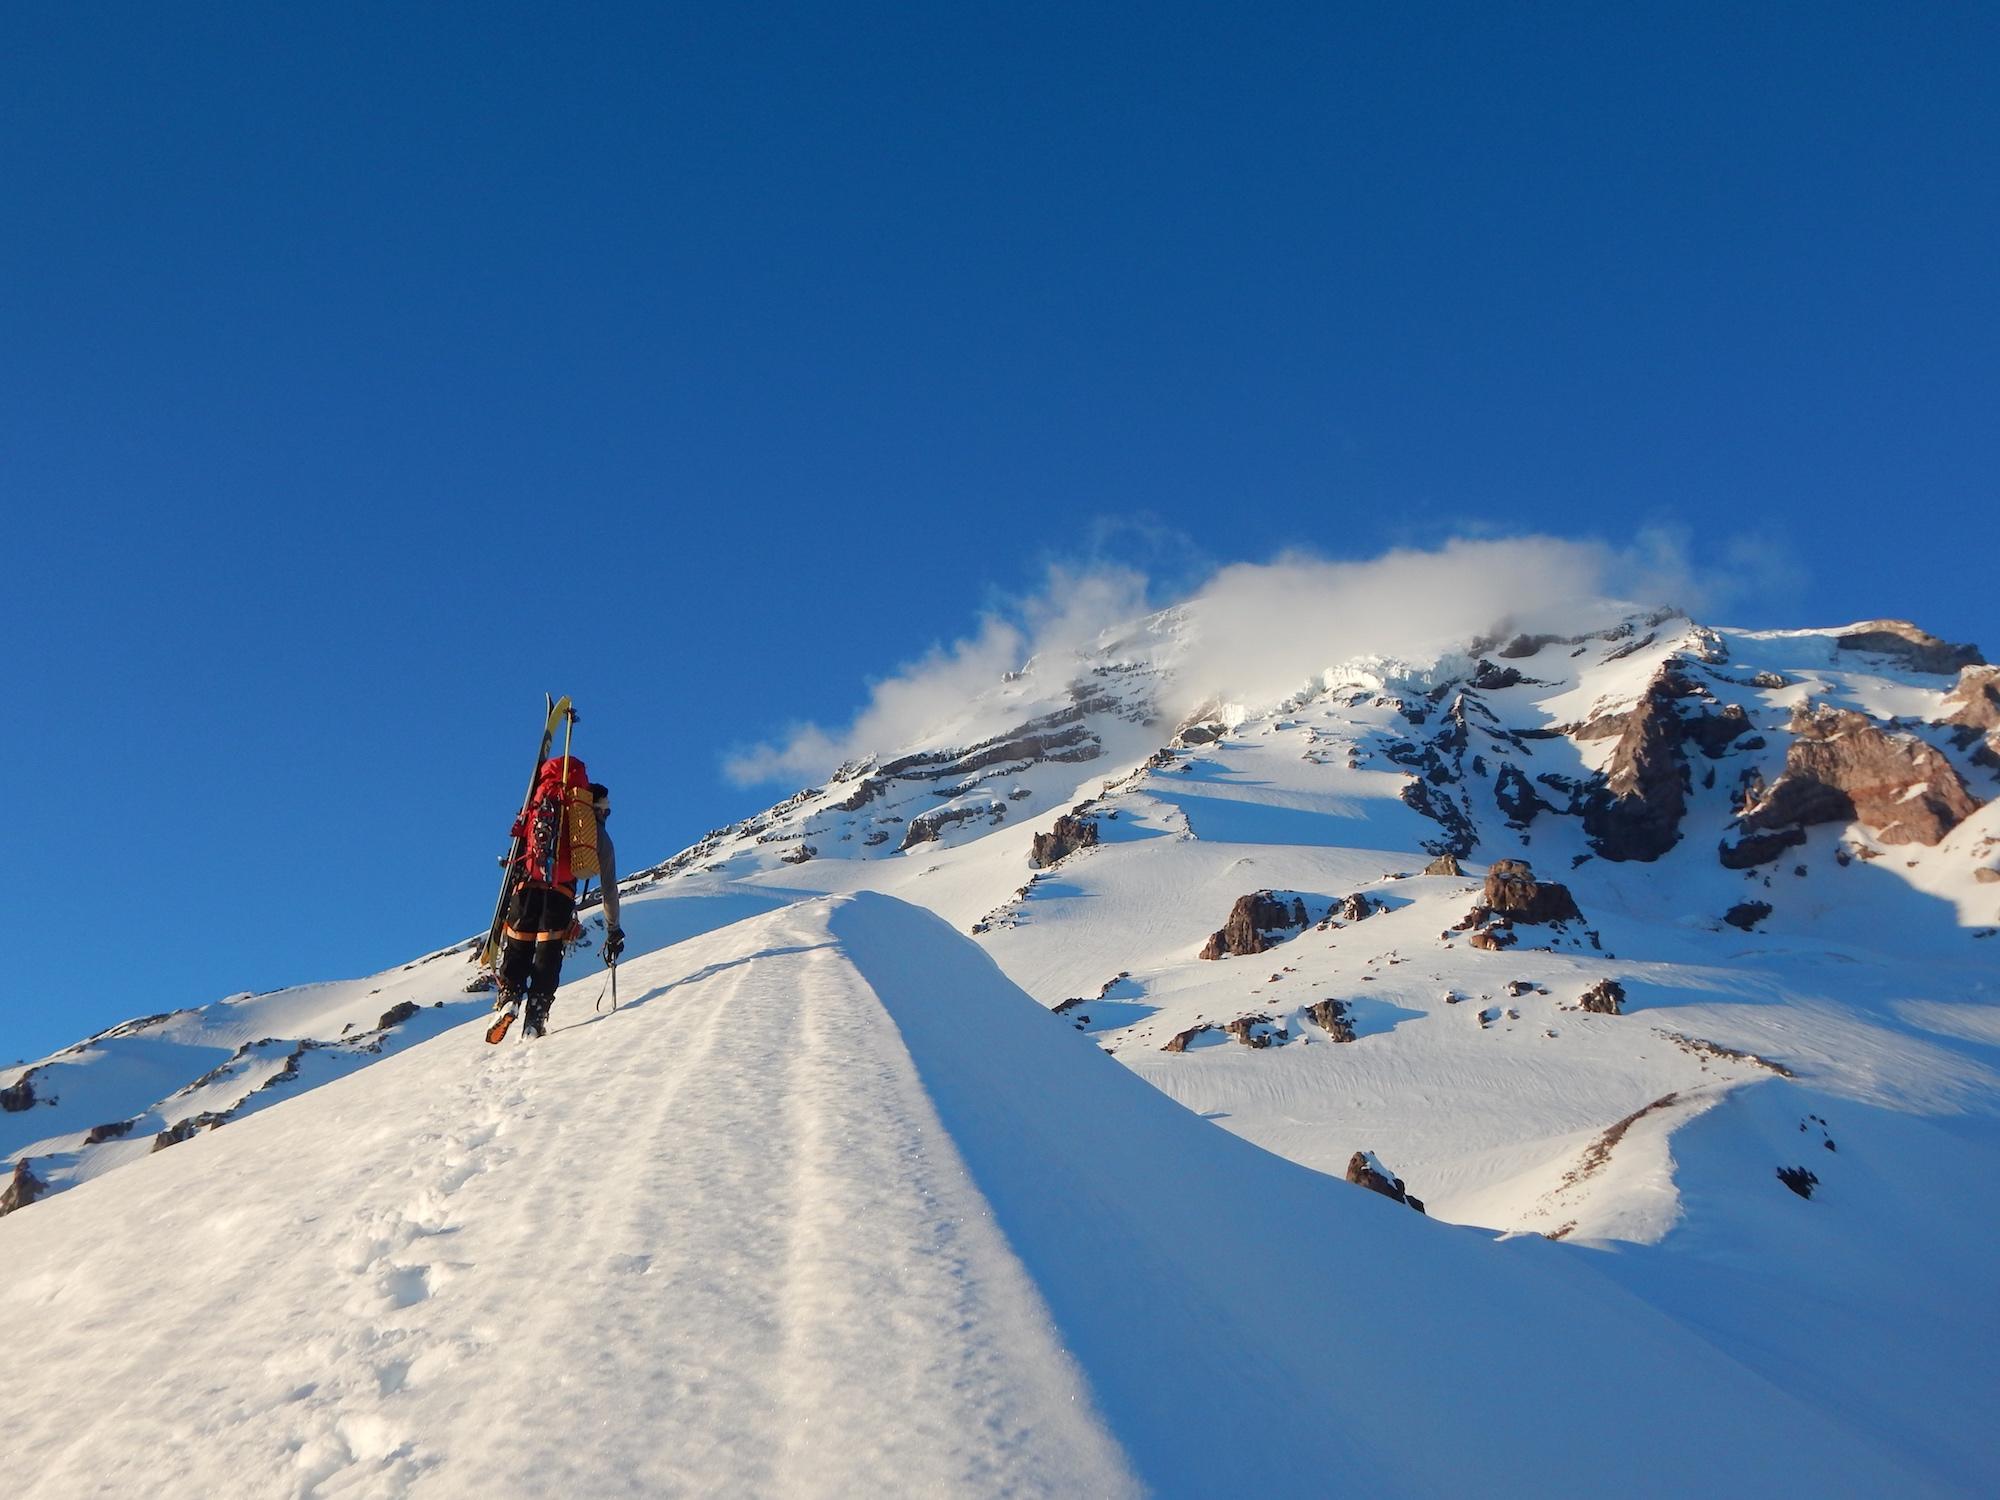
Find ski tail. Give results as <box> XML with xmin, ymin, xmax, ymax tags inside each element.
<box><xmin>474</xmin><ymin>694</ymin><xmax>571</xmax><ymax>968</ymax></box>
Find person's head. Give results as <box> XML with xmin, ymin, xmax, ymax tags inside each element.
<box><xmin>590</xmin><ymin>782</ymin><xmax>610</xmax><ymax>819</ymax></box>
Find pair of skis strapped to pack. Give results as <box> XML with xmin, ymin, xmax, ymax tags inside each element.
<box><xmin>480</xmin><ymin>694</ymin><xmax>576</xmax><ymax>1046</ymax></box>
<box><xmin>474</xmin><ymin>694</ymin><xmax>573</xmax><ymax>973</ymax></box>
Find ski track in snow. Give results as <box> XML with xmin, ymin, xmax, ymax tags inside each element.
<box><xmin>1</xmin><ymin>908</ymin><xmax>1136</xmax><ymax>1500</ymax></box>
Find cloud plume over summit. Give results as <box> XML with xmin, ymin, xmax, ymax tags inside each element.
<box><xmin>723</xmin><ymin>532</ymin><xmax>1730</xmax><ymax>787</ymax></box>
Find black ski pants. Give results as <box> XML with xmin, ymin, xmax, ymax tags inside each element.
<box><xmin>498</xmin><ymin>883</ymin><xmax>575</xmax><ymax>1001</ymax></box>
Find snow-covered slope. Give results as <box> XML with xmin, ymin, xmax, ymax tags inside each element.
<box><xmin>6</xmin><ymin>599</ymin><xmax>1998</xmax><ymax>1494</ymax></box>
<box><xmin>0</xmin><ymin>894</ymin><xmax>1962</xmax><ymax>1497</ymax></box>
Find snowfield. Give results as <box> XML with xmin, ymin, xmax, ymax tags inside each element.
<box><xmin>5</xmin><ymin>602</ymin><xmax>1999</xmax><ymax>1495</ymax></box>
<box><xmin>0</xmin><ymin>893</ymin><xmax>1970</xmax><ymax>1497</ymax></box>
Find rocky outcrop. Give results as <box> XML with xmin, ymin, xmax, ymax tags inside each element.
<box><xmin>1776</xmin><ymin>1165</ymin><xmax>1819</xmax><ymax>1199</ymax></box>
<box><xmin>1470</xmin><ymin>660</ymin><xmax>1543</xmax><ymax>691</ymax></box>
<box><xmin>83</xmin><ymin>1120</ymin><xmax>136</xmax><ymax>1145</ymax></box>
<box><xmin>1581</xmin><ymin>668</ymin><xmax>1695</xmax><ymax>861</ymax></box>
<box><xmin>0</xmin><ymin>1160</ymin><xmax>46</xmax><ymax>1217</ymax></box>
<box><xmin>1718</xmin><ymin>827</ymin><xmax>1807</xmax><ymax>869</ymax></box>
<box><xmin>375</xmin><ymin>1000</ymin><xmax>420</xmax><ymax>1031</ymax></box>
<box><xmin>1475</xmin><ymin>860</ymin><xmax>1583</xmax><ymax>924</ymax></box>
<box><xmin>1682</xmin><ymin>703</ymin><xmax>1754</xmax><ymax>759</ymax></box>
<box><xmin>1334</xmin><ymin>893</ymin><xmax>1377</xmax><ymax>924</ymax></box>
<box><xmin>1163</xmin><ymin>1023</ymin><xmax>1218</xmax><ymax>1053</ymax></box>
<box><xmin>1307</xmin><ymin>999</ymin><xmax>1356</xmax><ymax>1042</ymax></box>
<box><xmin>1224</xmin><ymin>1014</ymin><xmax>1288</xmax><ymax>1048</ymax></box>
<box><xmin>1422</xmin><ymin>852</ymin><xmax>1462</xmax><ymax>877</ymax></box>
<box><xmin>1199</xmin><ymin>892</ymin><xmax>1309</xmax><ymax>959</ymax></box>
<box><xmin>1030</xmin><ymin>813</ymin><xmax>1099</xmax><ymax>869</ymax></box>
<box><xmin>152</xmin><ymin>1112</ymin><xmax>229</xmax><ymax>1152</ymax></box>
<box><xmin>839</xmin><ymin>697</ymin><xmax>1113</xmax><ymax>814</ymax></box>
<box><xmin>1739</xmin><ymin>703</ymin><xmax>1983</xmax><ymax>847</ymax></box>
<box><xmin>1344</xmin><ymin>1151</ymin><xmax>1425</xmax><ymax>1214</ymax></box>
<box><xmin>1939</xmin><ymin>665</ymin><xmax>2000</xmax><ymax>768</ymax></box>
<box><xmin>900</xmin><ymin>803</ymin><xmax>1003</xmax><ymax>850</ymax></box>
<box><xmin>1493</xmin><ymin>764</ymin><xmax>1551</xmax><ymax>827</ymax></box>
<box><xmin>1399</xmin><ymin>778</ymin><xmax>1477</xmax><ymax>857</ymax></box>
<box><xmin>1578</xmin><ymin>979</ymin><xmax>1625</xmax><ymax>1015</ymax></box>
<box><xmin>1836</xmin><ymin>620</ymin><xmax>1985</xmax><ymax>676</ymax></box>
<box><xmin>1172</xmin><ymin>703</ymin><xmax>1229</xmax><ymax>747</ymax></box>
<box><xmin>0</xmin><ymin>1073</ymin><xmax>36</xmax><ymax>1112</ymax></box>
<box><xmin>1724</xmin><ymin>901</ymin><xmax>1773</xmax><ymax>931</ymax></box>
<box><xmin>1468</xmin><ymin>928</ymin><xmax>1516</xmax><ymax>951</ymax></box>
<box><xmin>780</xmin><ymin>843</ymin><xmax>818</xmax><ymax>865</ymax></box>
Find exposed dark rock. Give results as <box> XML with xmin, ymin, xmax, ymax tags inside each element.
<box><xmin>1939</xmin><ymin>665</ymin><xmax>2000</xmax><ymax>769</ymax></box>
<box><xmin>780</xmin><ymin>843</ymin><xmax>818</xmax><ymax>865</ymax></box>
<box><xmin>1683</xmin><ymin>703</ymin><xmax>1753</xmax><ymax>758</ymax></box>
<box><xmin>1724</xmin><ymin>901</ymin><xmax>1773</xmax><ymax>931</ymax></box>
<box><xmin>1336</xmin><ymin>893</ymin><xmax>1377</xmax><ymax>924</ymax></box>
<box><xmin>1686</xmin><ymin>626</ymin><xmax>1730</xmax><ymax>665</ymax></box>
<box><xmin>837</xmin><ymin>699</ymin><xmax>1112</xmax><ymax>815</ymax></box>
<box><xmin>1422</xmin><ymin>853</ymin><xmax>1463</xmax><ymax>877</ymax></box>
<box><xmin>1602</xmin><ymin>630</ymin><xmax>1660</xmax><ymax>663</ymax></box>
<box><xmin>1578</xmin><ymin>979</ymin><xmax>1626</xmax><ymax>1015</ymax></box>
<box><xmin>375</xmin><ymin>1000</ymin><xmax>420</xmax><ymax>1031</ymax></box>
<box><xmin>1751</xmin><ymin>671</ymin><xmax>1789</xmax><ymax>689</ymax></box>
<box><xmin>1307</xmin><ymin>999</ymin><xmax>1356</xmax><ymax>1042</ymax></box>
<box><xmin>83</xmin><ymin>1120</ymin><xmax>136</xmax><ymax>1145</ymax></box>
<box><xmin>1199</xmin><ymin>891</ymin><xmax>1309</xmax><ymax>960</ymax></box>
<box><xmin>1224</xmin><ymin>1014</ymin><xmax>1288</xmax><ymax>1048</ymax></box>
<box><xmin>1718</xmin><ymin>826</ymin><xmax>1807</xmax><ymax>869</ymax></box>
<box><xmin>1658</xmin><ymin>1032</ymin><xmax>1794</xmax><ymax>1076</ymax></box>
<box><xmin>1493</xmin><ymin>764</ymin><xmax>1551</xmax><ymax>827</ymax></box>
<box><xmin>1470</xmin><ymin>660</ymin><xmax>1542</xmax><ymax>691</ymax></box>
<box><xmin>1173</xmin><ymin>704</ymin><xmax>1228</xmax><ymax>747</ymax></box>
<box><xmin>1559</xmin><ymin>1093</ymin><xmax>1680</xmax><ymax>1193</ymax></box>
<box><xmin>1344</xmin><ymin>1151</ymin><xmax>1425</xmax><ymax>1213</ymax></box>
<box><xmin>1399</xmin><ymin>778</ymin><xmax>1477</xmax><ymax>858</ymax></box>
<box><xmin>1469</xmin><ymin>928</ymin><xmax>1516</xmax><ymax>951</ymax></box>
<box><xmin>152</xmin><ymin>1112</ymin><xmax>230</xmax><ymax>1152</ymax></box>
<box><xmin>1496</xmin><ymin>632</ymin><xmax>1563</xmax><ymax>659</ymax></box>
<box><xmin>1580</xmin><ymin>667</ymin><xmax>1693</xmax><ymax>861</ymax></box>
<box><xmin>1740</xmin><ymin>703</ymin><xmax>1983</xmax><ymax>847</ymax></box>
<box><xmin>1030</xmin><ymin>813</ymin><xmax>1100</xmax><ymax>869</ymax></box>
<box><xmin>1</xmin><ymin>1073</ymin><xmax>35</xmax><ymax>1112</ymax></box>
<box><xmin>1776</xmin><ymin>1165</ymin><xmax>1820</xmax><ymax>1199</ymax></box>
<box><xmin>0</xmin><ymin>1160</ymin><xmax>46</xmax><ymax>1217</ymax></box>
<box><xmin>1476</xmin><ymin>860</ymin><xmax>1584</xmax><ymax>924</ymax></box>
<box><xmin>1940</xmin><ymin>664</ymin><xmax>2000</xmax><ymax>731</ymax></box>
<box><xmin>1505</xmin><ymin>979</ymin><xmax>1540</xmax><ymax>998</ymax></box>
<box><xmin>1835</xmin><ymin>620</ymin><xmax>1985</xmax><ymax>676</ymax></box>
<box><xmin>900</xmin><ymin>803</ymin><xmax>1002</xmax><ymax>850</ymax></box>
<box><xmin>1163</xmin><ymin>1023</ymin><xmax>1219</xmax><ymax>1053</ymax></box>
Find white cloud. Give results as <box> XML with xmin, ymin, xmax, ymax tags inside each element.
<box><xmin>722</xmin><ymin>563</ymin><xmax>1150</xmax><ymax>787</ymax></box>
<box><xmin>723</xmin><ymin>529</ymin><xmax>1806</xmax><ymax>787</ymax></box>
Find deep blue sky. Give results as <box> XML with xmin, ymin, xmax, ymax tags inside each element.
<box><xmin>5</xmin><ymin>4</ymin><xmax>1995</xmax><ymax>1061</ymax></box>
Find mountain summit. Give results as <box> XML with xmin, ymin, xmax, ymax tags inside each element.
<box><xmin>5</xmin><ymin>599</ymin><xmax>1997</xmax><ymax>1496</ymax></box>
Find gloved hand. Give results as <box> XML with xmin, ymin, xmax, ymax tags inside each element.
<box><xmin>603</xmin><ymin>925</ymin><xmax>625</xmax><ymax>963</ymax></box>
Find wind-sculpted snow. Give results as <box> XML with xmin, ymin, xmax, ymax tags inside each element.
<box><xmin>0</xmin><ymin>895</ymin><xmax>1964</xmax><ymax>1497</ymax></box>
<box><xmin>1</xmin><ymin>899</ymin><xmax>1141</xmax><ymax>1499</ymax></box>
